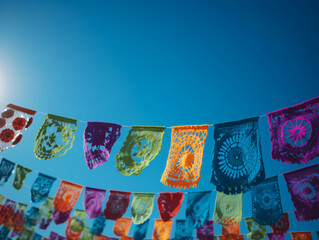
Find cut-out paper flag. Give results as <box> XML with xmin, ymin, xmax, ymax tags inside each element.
<box><xmin>0</xmin><ymin>104</ymin><xmax>36</xmax><ymax>152</ymax></box>
<box><xmin>84</xmin><ymin>122</ymin><xmax>121</xmax><ymax>169</ymax></box>
<box><xmin>54</xmin><ymin>180</ymin><xmax>83</xmax><ymax>212</ymax></box>
<box><xmin>131</xmin><ymin>193</ymin><xmax>155</xmax><ymax>224</ymax></box>
<box><xmin>157</xmin><ymin>192</ymin><xmax>184</xmax><ymax>222</ymax></box>
<box><xmin>103</xmin><ymin>190</ymin><xmax>131</xmax><ymax>220</ymax></box>
<box><xmin>34</xmin><ymin>114</ymin><xmax>77</xmax><ymax>160</ymax></box>
<box><xmin>267</xmin><ymin>96</ymin><xmax>319</xmax><ymax>164</ymax></box>
<box><xmin>116</xmin><ymin>126</ymin><xmax>165</xmax><ymax>176</ymax></box>
<box><xmin>211</xmin><ymin>117</ymin><xmax>265</xmax><ymax>194</ymax></box>
<box><xmin>161</xmin><ymin>125</ymin><xmax>209</xmax><ymax>189</ymax></box>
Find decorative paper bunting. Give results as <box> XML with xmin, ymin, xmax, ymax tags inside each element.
<box><xmin>0</xmin><ymin>104</ymin><xmax>36</xmax><ymax>152</ymax></box>
<box><xmin>291</xmin><ymin>232</ymin><xmax>313</xmax><ymax>240</ymax></box>
<box><xmin>283</xmin><ymin>164</ymin><xmax>319</xmax><ymax>221</ymax></box>
<box><xmin>270</xmin><ymin>213</ymin><xmax>289</xmax><ymax>235</ymax></box>
<box><xmin>0</xmin><ymin>193</ymin><xmax>5</xmax><ymax>202</ymax></box>
<box><xmin>196</xmin><ymin>220</ymin><xmax>214</xmax><ymax>240</ymax></box>
<box><xmin>211</xmin><ymin>117</ymin><xmax>265</xmax><ymax>194</ymax></box>
<box><xmin>161</xmin><ymin>125</ymin><xmax>209</xmax><ymax>189</ymax></box>
<box><xmin>131</xmin><ymin>193</ymin><xmax>155</xmax><ymax>224</ymax></box>
<box><xmin>157</xmin><ymin>192</ymin><xmax>184</xmax><ymax>222</ymax></box>
<box><xmin>174</xmin><ymin>219</ymin><xmax>193</xmax><ymax>240</ymax></box>
<box><xmin>32</xmin><ymin>233</ymin><xmax>43</xmax><ymax>240</ymax></box>
<box><xmin>65</xmin><ymin>209</ymin><xmax>86</xmax><ymax>240</ymax></box>
<box><xmin>213</xmin><ymin>191</ymin><xmax>242</xmax><ymax>225</ymax></box>
<box><xmin>79</xmin><ymin>227</ymin><xmax>93</xmax><ymax>240</ymax></box>
<box><xmin>267</xmin><ymin>233</ymin><xmax>286</xmax><ymax>240</ymax></box>
<box><xmin>220</xmin><ymin>222</ymin><xmax>244</xmax><ymax>240</ymax></box>
<box><xmin>0</xmin><ymin>199</ymin><xmax>15</xmax><ymax>225</ymax></box>
<box><xmin>49</xmin><ymin>231</ymin><xmax>67</xmax><ymax>240</ymax></box>
<box><xmin>12</xmin><ymin>202</ymin><xmax>27</xmax><ymax>235</ymax></box>
<box><xmin>84</xmin><ymin>122</ymin><xmax>121</xmax><ymax>169</ymax></box>
<box><xmin>113</xmin><ymin>218</ymin><xmax>132</xmax><ymax>237</ymax></box>
<box><xmin>251</xmin><ymin>176</ymin><xmax>283</xmax><ymax>225</ymax></box>
<box><xmin>152</xmin><ymin>219</ymin><xmax>173</xmax><ymax>240</ymax></box>
<box><xmin>31</xmin><ymin>173</ymin><xmax>56</xmax><ymax>203</ymax></box>
<box><xmin>12</xmin><ymin>164</ymin><xmax>32</xmax><ymax>190</ymax></box>
<box><xmin>90</xmin><ymin>214</ymin><xmax>107</xmax><ymax>236</ymax></box>
<box><xmin>0</xmin><ymin>226</ymin><xmax>10</xmax><ymax>239</ymax></box>
<box><xmin>25</xmin><ymin>207</ymin><xmax>41</xmax><ymax>229</ymax></box>
<box><xmin>116</xmin><ymin>126</ymin><xmax>166</xmax><ymax>176</ymax></box>
<box><xmin>186</xmin><ymin>191</ymin><xmax>211</xmax><ymax>229</ymax></box>
<box><xmin>34</xmin><ymin>114</ymin><xmax>77</xmax><ymax>160</ymax></box>
<box><xmin>83</xmin><ymin>187</ymin><xmax>106</xmax><ymax>219</ymax></box>
<box><xmin>54</xmin><ymin>180</ymin><xmax>83</xmax><ymax>212</ymax></box>
<box><xmin>245</xmin><ymin>217</ymin><xmax>267</xmax><ymax>240</ymax></box>
<box><xmin>133</xmin><ymin>219</ymin><xmax>150</xmax><ymax>240</ymax></box>
<box><xmin>103</xmin><ymin>190</ymin><xmax>131</xmax><ymax>220</ymax></box>
<box><xmin>267</xmin><ymin>96</ymin><xmax>319</xmax><ymax>164</ymax></box>
<box><xmin>53</xmin><ymin>209</ymin><xmax>71</xmax><ymax>224</ymax></box>
<box><xmin>16</xmin><ymin>227</ymin><xmax>34</xmax><ymax>240</ymax></box>
<box><xmin>39</xmin><ymin>197</ymin><xmax>54</xmax><ymax>230</ymax></box>
<box><xmin>0</xmin><ymin>158</ymin><xmax>15</xmax><ymax>185</ymax></box>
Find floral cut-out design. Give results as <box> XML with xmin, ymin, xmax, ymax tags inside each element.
<box><xmin>267</xmin><ymin>97</ymin><xmax>319</xmax><ymax>164</ymax></box>
<box><xmin>12</xmin><ymin>165</ymin><xmax>31</xmax><ymax>190</ymax></box>
<box><xmin>267</xmin><ymin>233</ymin><xmax>286</xmax><ymax>240</ymax></box>
<box><xmin>220</xmin><ymin>222</ymin><xmax>244</xmax><ymax>240</ymax></box>
<box><xmin>34</xmin><ymin>114</ymin><xmax>77</xmax><ymax>160</ymax></box>
<box><xmin>0</xmin><ymin>158</ymin><xmax>15</xmax><ymax>186</ymax></box>
<box><xmin>39</xmin><ymin>197</ymin><xmax>54</xmax><ymax>230</ymax></box>
<box><xmin>116</xmin><ymin>126</ymin><xmax>166</xmax><ymax>176</ymax></box>
<box><xmin>284</xmin><ymin>164</ymin><xmax>319</xmax><ymax>221</ymax></box>
<box><xmin>79</xmin><ymin>226</ymin><xmax>94</xmax><ymax>240</ymax></box>
<box><xmin>90</xmin><ymin>214</ymin><xmax>107</xmax><ymax>236</ymax></box>
<box><xmin>157</xmin><ymin>192</ymin><xmax>184</xmax><ymax>222</ymax></box>
<box><xmin>0</xmin><ymin>104</ymin><xmax>36</xmax><ymax>152</ymax></box>
<box><xmin>270</xmin><ymin>213</ymin><xmax>289</xmax><ymax>235</ymax></box>
<box><xmin>16</xmin><ymin>227</ymin><xmax>34</xmax><ymax>240</ymax></box>
<box><xmin>153</xmin><ymin>219</ymin><xmax>173</xmax><ymax>240</ymax></box>
<box><xmin>291</xmin><ymin>232</ymin><xmax>313</xmax><ymax>240</ymax></box>
<box><xmin>0</xmin><ymin>199</ymin><xmax>15</xmax><ymax>226</ymax></box>
<box><xmin>52</xmin><ymin>209</ymin><xmax>71</xmax><ymax>225</ymax></box>
<box><xmin>186</xmin><ymin>191</ymin><xmax>211</xmax><ymax>229</ymax></box>
<box><xmin>196</xmin><ymin>220</ymin><xmax>214</xmax><ymax>240</ymax></box>
<box><xmin>131</xmin><ymin>193</ymin><xmax>155</xmax><ymax>224</ymax></box>
<box><xmin>213</xmin><ymin>191</ymin><xmax>242</xmax><ymax>225</ymax></box>
<box><xmin>65</xmin><ymin>209</ymin><xmax>86</xmax><ymax>240</ymax></box>
<box><xmin>161</xmin><ymin>125</ymin><xmax>209</xmax><ymax>189</ymax></box>
<box><xmin>113</xmin><ymin>218</ymin><xmax>132</xmax><ymax>237</ymax></box>
<box><xmin>25</xmin><ymin>207</ymin><xmax>41</xmax><ymax>228</ymax></box>
<box><xmin>133</xmin><ymin>219</ymin><xmax>149</xmax><ymax>240</ymax></box>
<box><xmin>251</xmin><ymin>176</ymin><xmax>283</xmax><ymax>225</ymax></box>
<box><xmin>54</xmin><ymin>180</ymin><xmax>83</xmax><ymax>213</ymax></box>
<box><xmin>103</xmin><ymin>190</ymin><xmax>131</xmax><ymax>220</ymax></box>
<box><xmin>84</xmin><ymin>122</ymin><xmax>121</xmax><ymax>169</ymax></box>
<box><xmin>31</xmin><ymin>173</ymin><xmax>56</xmax><ymax>203</ymax></box>
<box><xmin>83</xmin><ymin>187</ymin><xmax>106</xmax><ymax>219</ymax></box>
<box><xmin>11</xmin><ymin>202</ymin><xmax>27</xmax><ymax>235</ymax></box>
<box><xmin>245</xmin><ymin>218</ymin><xmax>267</xmax><ymax>240</ymax></box>
<box><xmin>211</xmin><ymin>117</ymin><xmax>265</xmax><ymax>194</ymax></box>
<box><xmin>174</xmin><ymin>219</ymin><xmax>193</xmax><ymax>240</ymax></box>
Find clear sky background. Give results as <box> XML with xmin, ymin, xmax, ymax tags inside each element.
<box><xmin>0</xmin><ymin>0</ymin><xmax>319</xmax><ymax>239</ymax></box>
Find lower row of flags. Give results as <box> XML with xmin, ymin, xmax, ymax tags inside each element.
<box><xmin>0</xmin><ymin>194</ymin><xmax>319</xmax><ymax>240</ymax></box>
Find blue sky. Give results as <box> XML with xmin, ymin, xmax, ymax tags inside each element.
<box><xmin>0</xmin><ymin>0</ymin><xmax>319</xmax><ymax>239</ymax></box>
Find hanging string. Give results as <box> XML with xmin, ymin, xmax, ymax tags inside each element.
<box><xmin>0</xmin><ymin>100</ymin><xmax>268</xmax><ymax>128</ymax></box>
